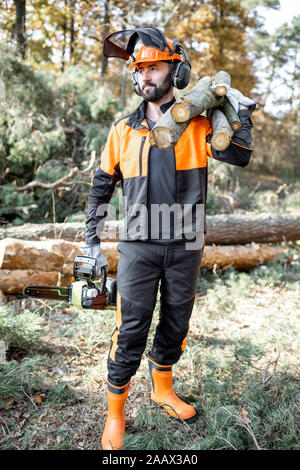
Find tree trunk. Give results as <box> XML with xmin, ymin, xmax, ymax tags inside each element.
<box><xmin>0</xmin><ymin>239</ymin><xmax>119</xmax><ymax>274</ymax></box>
<box><xmin>101</xmin><ymin>0</ymin><xmax>110</xmax><ymax>78</ymax></box>
<box><xmin>61</xmin><ymin>1</ymin><xmax>67</xmax><ymax>73</ymax></box>
<box><xmin>0</xmin><ymin>270</ymin><xmax>60</xmax><ymax>295</ymax></box>
<box><xmin>0</xmin><ymin>238</ymin><xmax>82</xmax><ymax>271</ymax></box>
<box><xmin>204</xmin><ymin>213</ymin><xmax>300</xmax><ymax>245</ymax></box>
<box><xmin>69</xmin><ymin>0</ymin><xmax>76</xmax><ymax>61</ymax></box>
<box><xmin>201</xmin><ymin>244</ymin><xmax>287</xmax><ymax>270</ymax></box>
<box><xmin>13</xmin><ymin>0</ymin><xmax>26</xmax><ymax>59</ymax></box>
<box><xmin>1</xmin><ymin>213</ymin><xmax>300</xmax><ymax>245</ymax></box>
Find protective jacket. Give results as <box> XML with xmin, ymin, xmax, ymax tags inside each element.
<box><xmin>85</xmin><ymin>98</ymin><xmax>254</xmax><ymax>246</ymax></box>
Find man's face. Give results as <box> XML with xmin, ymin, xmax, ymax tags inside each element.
<box><xmin>137</xmin><ymin>61</ymin><xmax>173</xmax><ymax>102</ymax></box>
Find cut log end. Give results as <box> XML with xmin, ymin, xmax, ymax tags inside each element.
<box><xmin>231</xmin><ymin>121</ymin><xmax>242</xmax><ymax>131</ymax></box>
<box><xmin>150</xmin><ymin>127</ymin><xmax>173</xmax><ymax>149</ymax></box>
<box><xmin>171</xmin><ymin>103</ymin><xmax>190</xmax><ymax>123</ymax></box>
<box><xmin>215</xmin><ymin>85</ymin><xmax>227</xmax><ymax>96</ymax></box>
<box><xmin>211</xmin><ymin>131</ymin><xmax>231</xmax><ymax>151</ymax></box>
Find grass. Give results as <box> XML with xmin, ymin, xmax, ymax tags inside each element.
<box><xmin>0</xmin><ymin>245</ymin><xmax>299</xmax><ymax>450</ymax></box>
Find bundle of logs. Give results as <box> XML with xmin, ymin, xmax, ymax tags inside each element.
<box><xmin>149</xmin><ymin>70</ymin><xmax>239</xmax><ymax>150</ymax></box>
<box><xmin>1</xmin><ymin>212</ymin><xmax>299</xmax><ymax>295</ymax></box>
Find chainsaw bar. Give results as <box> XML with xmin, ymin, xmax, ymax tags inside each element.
<box><xmin>23</xmin><ymin>285</ymin><xmax>69</xmax><ymax>300</ymax></box>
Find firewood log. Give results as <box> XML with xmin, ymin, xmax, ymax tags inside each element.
<box><xmin>170</xmin><ymin>76</ymin><xmax>221</xmax><ymax>123</ymax></box>
<box><xmin>213</xmin><ymin>70</ymin><xmax>231</xmax><ymax>96</ymax></box>
<box><xmin>209</xmin><ymin>108</ymin><xmax>234</xmax><ymax>151</ymax></box>
<box><xmin>221</xmin><ymin>97</ymin><xmax>241</xmax><ymax>131</ymax></box>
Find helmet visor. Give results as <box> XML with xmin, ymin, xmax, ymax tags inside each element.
<box><xmin>103</xmin><ymin>28</ymin><xmax>169</xmax><ymax>61</ymax></box>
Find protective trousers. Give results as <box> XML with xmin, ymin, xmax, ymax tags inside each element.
<box><xmin>107</xmin><ymin>240</ymin><xmax>203</xmax><ymax>387</ymax></box>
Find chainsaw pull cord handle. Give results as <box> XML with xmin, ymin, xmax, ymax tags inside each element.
<box><xmin>100</xmin><ymin>267</ymin><xmax>107</xmax><ymax>295</ymax></box>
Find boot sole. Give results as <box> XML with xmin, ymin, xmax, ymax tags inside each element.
<box><xmin>151</xmin><ymin>400</ymin><xmax>199</xmax><ymax>424</ymax></box>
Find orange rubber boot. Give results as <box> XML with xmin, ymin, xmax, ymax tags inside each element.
<box><xmin>148</xmin><ymin>355</ymin><xmax>198</xmax><ymax>423</ymax></box>
<box><xmin>101</xmin><ymin>381</ymin><xmax>130</xmax><ymax>450</ymax></box>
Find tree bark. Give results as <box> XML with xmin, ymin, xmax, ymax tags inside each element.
<box><xmin>221</xmin><ymin>97</ymin><xmax>241</xmax><ymax>131</ymax></box>
<box><xmin>0</xmin><ymin>270</ymin><xmax>60</xmax><ymax>295</ymax></box>
<box><xmin>0</xmin><ymin>238</ymin><xmax>82</xmax><ymax>271</ymax></box>
<box><xmin>0</xmin><ymin>238</ymin><xmax>119</xmax><ymax>273</ymax></box>
<box><xmin>1</xmin><ymin>213</ymin><xmax>299</xmax><ymax>245</ymax></box>
<box><xmin>201</xmin><ymin>244</ymin><xmax>287</xmax><ymax>270</ymax></box>
<box><xmin>13</xmin><ymin>0</ymin><xmax>26</xmax><ymax>59</ymax></box>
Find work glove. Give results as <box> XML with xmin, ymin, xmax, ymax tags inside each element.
<box><xmin>211</xmin><ymin>81</ymin><xmax>256</xmax><ymax>113</ymax></box>
<box><xmin>80</xmin><ymin>244</ymin><xmax>109</xmax><ymax>276</ymax></box>
<box><xmin>226</xmin><ymin>87</ymin><xmax>256</xmax><ymax>114</ymax></box>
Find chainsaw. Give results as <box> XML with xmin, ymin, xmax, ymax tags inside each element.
<box><xmin>23</xmin><ymin>256</ymin><xmax>117</xmax><ymax>310</ymax></box>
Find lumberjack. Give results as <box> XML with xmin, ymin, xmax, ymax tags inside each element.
<box><xmin>81</xmin><ymin>27</ymin><xmax>256</xmax><ymax>450</ymax></box>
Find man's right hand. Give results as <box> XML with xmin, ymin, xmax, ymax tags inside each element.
<box><xmin>80</xmin><ymin>244</ymin><xmax>109</xmax><ymax>275</ymax></box>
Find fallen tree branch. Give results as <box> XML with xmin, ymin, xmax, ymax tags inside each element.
<box><xmin>16</xmin><ymin>151</ymin><xmax>96</xmax><ymax>191</ymax></box>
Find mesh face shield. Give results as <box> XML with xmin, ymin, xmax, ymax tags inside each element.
<box><xmin>103</xmin><ymin>27</ymin><xmax>175</xmax><ymax>62</ymax></box>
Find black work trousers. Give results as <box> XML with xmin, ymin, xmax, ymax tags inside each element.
<box><xmin>107</xmin><ymin>240</ymin><xmax>203</xmax><ymax>387</ymax></box>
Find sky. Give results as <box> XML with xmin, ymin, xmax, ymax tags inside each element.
<box><xmin>257</xmin><ymin>0</ymin><xmax>300</xmax><ymax>33</ymax></box>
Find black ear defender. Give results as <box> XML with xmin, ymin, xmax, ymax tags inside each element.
<box><xmin>170</xmin><ymin>40</ymin><xmax>191</xmax><ymax>90</ymax></box>
<box><xmin>132</xmin><ymin>70</ymin><xmax>142</xmax><ymax>96</ymax></box>
<box><xmin>131</xmin><ymin>40</ymin><xmax>191</xmax><ymax>95</ymax></box>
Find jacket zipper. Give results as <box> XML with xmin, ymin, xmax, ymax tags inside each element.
<box><xmin>139</xmin><ymin>136</ymin><xmax>146</xmax><ymax>176</ymax></box>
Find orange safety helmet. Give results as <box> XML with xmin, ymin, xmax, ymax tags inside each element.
<box><xmin>128</xmin><ymin>38</ymin><xmax>184</xmax><ymax>68</ymax></box>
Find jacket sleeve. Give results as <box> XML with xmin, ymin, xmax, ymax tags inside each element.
<box><xmin>85</xmin><ymin>123</ymin><xmax>121</xmax><ymax>246</ymax></box>
<box><xmin>206</xmin><ymin>109</ymin><xmax>254</xmax><ymax>167</ymax></box>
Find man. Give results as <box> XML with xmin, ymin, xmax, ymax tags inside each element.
<box><xmin>82</xmin><ymin>31</ymin><xmax>255</xmax><ymax>450</ymax></box>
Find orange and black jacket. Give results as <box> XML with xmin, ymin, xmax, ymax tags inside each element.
<box><xmin>85</xmin><ymin>98</ymin><xmax>254</xmax><ymax>245</ymax></box>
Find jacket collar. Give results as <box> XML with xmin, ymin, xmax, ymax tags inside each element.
<box><xmin>126</xmin><ymin>96</ymin><xmax>176</xmax><ymax>130</ymax></box>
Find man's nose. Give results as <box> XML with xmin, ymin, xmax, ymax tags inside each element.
<box><xmin>143</xmin><ymin>69</ymin><xmax>152</xmax><ymax>81</ymax></box>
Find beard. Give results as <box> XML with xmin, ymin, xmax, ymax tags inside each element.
<box><xmin>140</xmin><ymin>66</ymin><xmax>173</xmax><ymax>102</ymax></box>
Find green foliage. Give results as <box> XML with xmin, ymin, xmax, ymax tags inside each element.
<box><xmin>0</xmin><ymin>48</ymin><xmax>120</xmax><ymax>224</ymax></box>
<box><xmin>0</xmin><ymin>356</ymin><xmax>48</xmax><ymax>406</ymax></box>
<box><xmin>0</xmin><ymin>306</ymin><xmax>47</xmax><ymax>349</ymax></box>
<box><xmin>47</xmin><ymin>382</ymin><xmax>79</xmax><ymax>405</ymax></box>
<box><xmin>0</xmin><ymin>42</ymin><xmax>54</xmax><ymax>114</ymax></box>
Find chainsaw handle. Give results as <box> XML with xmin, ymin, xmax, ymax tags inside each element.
<box><xmin>99</xmin><ymin>267</ymin><xmax>107</xmax><ymax>294</ymax></box>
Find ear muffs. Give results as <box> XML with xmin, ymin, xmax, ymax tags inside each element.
<box><xmin>171</xmin><ymin>40</ymin><xmax>191</xmax><ymax>89</ymax></box>
<box><xmin>132</xmin><ymin>70</ymin><xmax>142</xmax><ymax>96</ymax></box>
<box><xmin>172</xmin><ymin>61</ymin><xmax>191</xmax><ymax>89</ymax></box>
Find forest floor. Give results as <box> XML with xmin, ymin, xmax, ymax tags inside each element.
<box><xmin>0</xmin><ymin>248</ymin><xmax>299</xmax><ymax>451</ymax></box>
